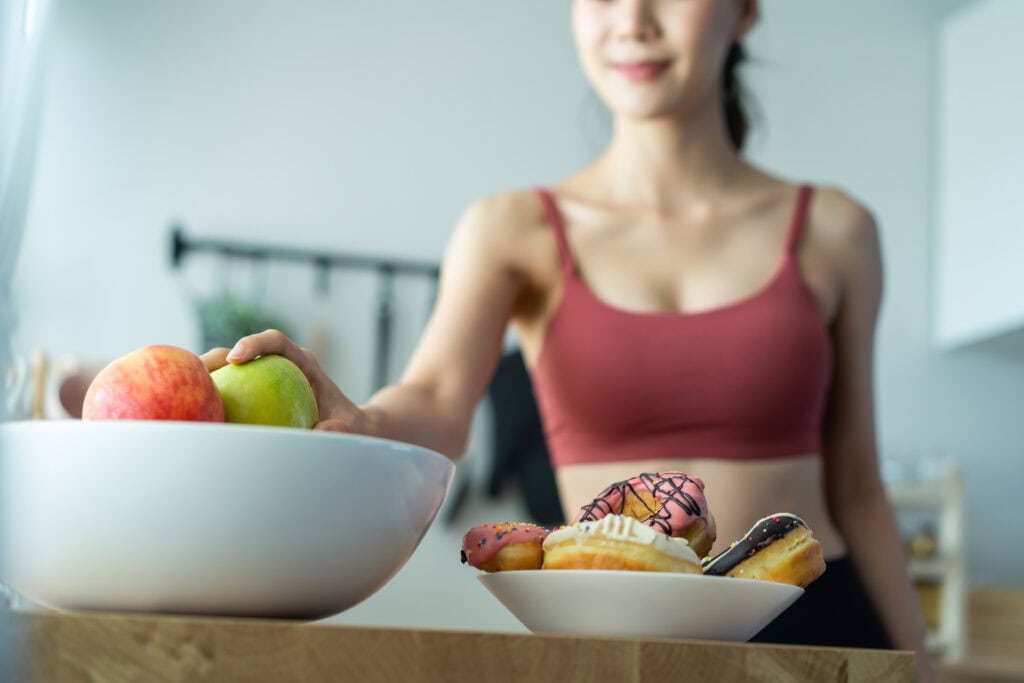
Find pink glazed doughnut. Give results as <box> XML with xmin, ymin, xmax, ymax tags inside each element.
<box><xmin>572</xmin><ymin>472</ymin><xmax>717</xmax><ymax>557</ymax></box>
<box><xmin>460</xmin><ymin>522</ymin><xmax>550</xmax><ymax>572</ymax></box>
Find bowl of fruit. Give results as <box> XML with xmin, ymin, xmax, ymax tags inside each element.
<box><xmin>0</xmin><ymin>345</ymin><xmax>455</xmax><ymax>620</ymax></box>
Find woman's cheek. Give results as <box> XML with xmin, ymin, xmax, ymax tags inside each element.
<box><xmin>571</xmin><ymin>1</ymin><xmax>606</xmax><ymax>52</ymax></box>
<box><xmin>571</xmin><ymin>11</ymin><xmax>607</xmax><ymax>87</ymax></box>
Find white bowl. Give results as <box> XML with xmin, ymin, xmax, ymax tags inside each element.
<box><xmin>479</xmin><ymin>570</ymin><xmax>803</xmax><ymax>641</ymax></box>
<box><xmin>0</xmin><ymin>420</ymin><xmax>454</xmax><ymax>620</ymax></box>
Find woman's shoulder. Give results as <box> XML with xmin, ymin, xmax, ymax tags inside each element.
<box><xmin>448</xmin><ymin>188</ymin><xmax>560</xmax><ymax>278</ymax></box>
<box><xmin>804</xmin><ymin>184</ymin><xmax>883</xmax><ymax>300</ymax></box>
<box><xmin>457</xmin><ymin>188</ymin><xmax>549</xmax><ymax>233</ymax></box>
<box><xmin>806</xmin><ymin>185</ymin><xmax>879</xmax><ymax>251</ymax></box>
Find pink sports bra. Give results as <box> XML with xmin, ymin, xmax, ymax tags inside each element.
<box><xmin>529</xmin><ymin>186</ymin><xmax>833</xmax><ymax>469</ymax></box>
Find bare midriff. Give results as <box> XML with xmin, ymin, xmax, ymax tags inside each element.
<box><xmin>555</xmin><ymin>453</ymin><xmax>847</xmax><ymax>560</ymax></box>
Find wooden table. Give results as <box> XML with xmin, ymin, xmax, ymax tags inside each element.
<box><xmin>2</xmin><ymin>609</ymin><xmax>915</xmax><ymax>682</ymax></box>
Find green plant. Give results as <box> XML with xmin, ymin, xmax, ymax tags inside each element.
<box><xmin>192</xmin><ymin>295</ymin><xmax>291</xmax><ymax>351</ymax></box>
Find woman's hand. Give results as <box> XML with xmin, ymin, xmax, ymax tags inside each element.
<box><xmin>200</xmin><ymin>329</ymin><xmax>368</xmax><ymax>434</ymax></box>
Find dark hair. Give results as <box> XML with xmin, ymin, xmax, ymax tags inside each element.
<box><xmin>722</xmin><ymin>42</ymin><xmax>749</xmax><ymax>152</ymax></box>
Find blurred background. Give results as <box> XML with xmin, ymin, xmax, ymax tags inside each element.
<box><xmin>3</xmin><ymin>0</ymin><xmax>1022</xmax><ymax>674</ymax></box>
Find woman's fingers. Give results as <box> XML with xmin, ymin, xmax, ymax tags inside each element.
<box><xmin>225</xmin><ymin>330</ymin><xmax>325</xmax><ymax>387</ymax></box>
<box><xmin>226</xmin><ymin>330</ymin><xmax>318</xmax><ymax>382</ymax></box>
<box><xmin>313</xmin><ymin>417</ymin><xmax>351</xmax><ymax>433</ymax></box>
<box><xmin>240</xmin><ymin>332</ymin><xmax>327</xmax><ymax>397</ymax></box>
<box><xmin>200</xmin><ymin>347</ymin><xmax>230</xmax><ymax>372</ymax></box>
<box><xmin>225</xmin><ymin>329</ymin><xmax>297</xmax><ymax>364</ymax></box>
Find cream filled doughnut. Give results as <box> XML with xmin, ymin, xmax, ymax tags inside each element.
<box><xmin>542</xmin><ymin>514</ymin><xmax>702</xmax><ymax>573</ymax></box>
<box><xmin>701</xmin><ymin>513</ymin><xmax>825</xmax><ymax>588</ymax></box>
<box><xmin>461</xmin><ymin>522</ymin><xmax>550</xmax><ymax>572</ymax></box>
<box><xmin>572</xmin><ymin>471</ymin><xmax>716</xmax><ymax>557</ymax></box>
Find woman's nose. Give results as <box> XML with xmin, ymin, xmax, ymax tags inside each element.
<box><xmin>612</xmin><ymin>0</ymin><xmax>661</xmax><ymax>42</ymax></box>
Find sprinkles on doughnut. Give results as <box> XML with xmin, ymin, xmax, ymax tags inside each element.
<box><xmin>701</xmin><ymin>513</ymin><xmax>826</xmax><ymax>588</ymax></box>
<box><xmin>461</xmin><ymin>521</ymin><xmax>550</xmax><ymax>572</ymax></box>
<box><xmin>572</xmin><ymin>471</ymin><xmax>717</xmax><ymax>557</ymax></box>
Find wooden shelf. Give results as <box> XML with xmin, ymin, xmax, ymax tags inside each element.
<box><xmin>927</xmin><ymin>630</ymin><xmax>956</xmax><ymax>653</ymax></box>
<box><xmin>886</xmin><ymin>483</ymin><xmax>947</xmax><ymax>507</ymax></box>
<box><xmin>885</xmin><ymin>463</ymin><xmax>966</xmax><ymax>664</ymax></box>
<box><xmin>909</xmin><ymin>555</ymin><xmax>951</xmax><ymax>581</ymax></box>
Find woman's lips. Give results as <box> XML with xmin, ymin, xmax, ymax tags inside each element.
<box><xmin>612</xmin><ymin>60</ymin><xmax>670</xmax><ymax>81</ymax></box>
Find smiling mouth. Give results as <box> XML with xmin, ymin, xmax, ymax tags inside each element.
<box><xmin>611</xmin><ymin>60</ymin><xmax>671</xmax><ymax>81</ymax></box>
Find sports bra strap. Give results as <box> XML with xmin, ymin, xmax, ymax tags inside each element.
<box><xmin>785</xmin><ymin>185</ymin><xmax>814</xmax><ymax>255</ymax></box>
<box><xmin>535</xmin><ymin>188</ymin><xmax>575</xmax><ymax>273</ymax></box>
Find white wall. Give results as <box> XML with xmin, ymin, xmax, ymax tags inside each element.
<box><xmin>934</xmin><ymin>0</ymin><xmax>1024</xmax><ymax>348</ymax></box>
<box><xmin>10</xmin><ymin>0</ymin><xmax>1023</xmax><ymax>633</ymax></box>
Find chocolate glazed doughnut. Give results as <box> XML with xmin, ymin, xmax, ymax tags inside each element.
<box><xmin>701</xmin><ymin>513</ymin><xmax>826</xmax><ymax>588</ymax></box>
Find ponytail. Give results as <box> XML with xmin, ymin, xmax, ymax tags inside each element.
<box><xmin>722</xmin><ymin>42</ymin><xmax>749</xmax><ymax>152</ymax></box>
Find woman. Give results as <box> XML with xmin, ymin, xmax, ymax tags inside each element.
<box><xmin>205</xmin><ymin>0</ymin><xmax>932</xmax><ymax>678</ymax></box>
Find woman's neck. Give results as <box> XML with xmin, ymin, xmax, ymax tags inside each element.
<box><xmin>592</xmin><ymin>102</ymin><xmax>749</xmax><ymax>212</ymax></box>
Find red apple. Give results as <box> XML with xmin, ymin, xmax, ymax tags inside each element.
<box><xmin>82</xmin><ymin>345</ymin><xmax>225</xmax><ymax>422</ymax></box>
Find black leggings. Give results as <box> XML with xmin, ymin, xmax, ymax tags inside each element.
<box><xmin>748</xmin><ymin>556</ymin><xmax>893</xmax><ymax>649</ymax></box>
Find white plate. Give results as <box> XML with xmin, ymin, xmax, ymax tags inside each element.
<box><xmin>0</xmin><ymin>420</ymin><xmax>454</xmax><ymax>620</ymax></box>
<box><xmin>479</xmin><ymin>570</ymin><xmax>803</xmax><ymax>641</ymax></box>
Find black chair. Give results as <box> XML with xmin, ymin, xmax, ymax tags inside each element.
<box><xmin>444</xmin><ymin>349</ymin><xmax>565</xmax><ymax>528</ymax></box>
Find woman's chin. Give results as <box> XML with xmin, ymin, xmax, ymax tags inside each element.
<box><xmin>595</xmin><ymin>88</ymin><xmax>686</xmax><ymax>122</ymax></box>
<box><xmin>608</xmin><ymin>101</ymin><xmax>684</xmax><ymax>122</ymax></box>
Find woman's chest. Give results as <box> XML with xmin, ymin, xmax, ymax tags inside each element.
<box><xmin>532</xmin><ymin>272</ymin><xmax>832</xmax><ymax>438</ymax></box>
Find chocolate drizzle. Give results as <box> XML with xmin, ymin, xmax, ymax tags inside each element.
<box><xmin>575</xmin><ymin>472</ymin><xmax>703</xmax><ymax>536</ymax></box>
<box><xmin>701</xmin><ymin>513</ymin><xmax>808</xmax><ymax>576</ymax></box>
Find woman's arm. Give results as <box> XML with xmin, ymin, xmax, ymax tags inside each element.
<box><xmin>211</xmin><ymin>193</ymin><xmax>538</xmax><ymax>460</ymax></box>
<box><xmin>359</xmin><ymin>194</ymin><xmax>532</xmax><ymax>456</ymax></box>
<box><xmin>817</xmin><ymin>192</ymin><xmax>934</xmax><ymax>681</ymax></box>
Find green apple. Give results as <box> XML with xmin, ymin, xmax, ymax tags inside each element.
<box><xmin>211</xmin><ymin>354</ymin><xmax>319</xmax><ymax>429</ymax></box>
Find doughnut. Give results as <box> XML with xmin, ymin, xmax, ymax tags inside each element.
<box><xmin>461</xmin><ymin>521</ymin><xmax>550</xmax><ymax>572</ymax></box>
<box><xmin>572</xmin><ymin>472</ymin><xmax>716</xmax><ymax>557</ymax></box>
<box><xmin>542</xmin><ymin>514</ymin><xmax>702</xmax><ymax>574</ymax></box>
<box><xmin>701</xmin><ymin>513</ymin><xmax>825</xmax><ymax>588</ymax></box>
